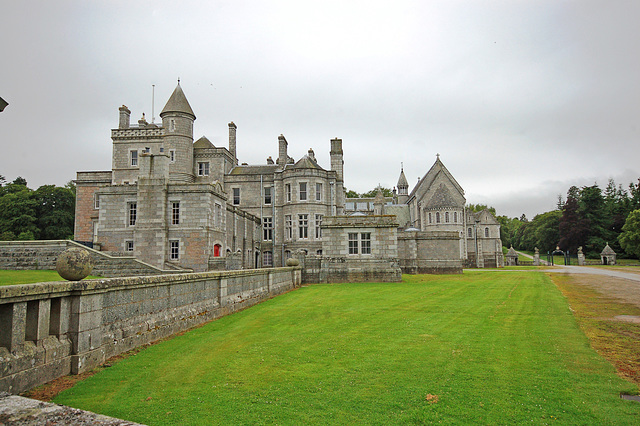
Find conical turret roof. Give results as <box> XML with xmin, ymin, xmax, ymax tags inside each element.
<box><xmin>160</xmin><ymin>83</ymin><xmax>196</xmax><ymax>119</ymax></box>
<box><xmin>397</xmin><ymin>167</ymin><xmax>408</xmax><ymax>188</ymax></box>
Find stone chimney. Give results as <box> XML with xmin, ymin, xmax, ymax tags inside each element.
<box><xmin>228</xmin><ymin>122</ymin><xmax>237</xmax><ymax>165</ymax></box>
<box><xmin>278</xmin><ymin>134</ymin><xmax>288</xmax><ymax>168</ymax></box>
<box><xmin>308</xmin><ymin>148</ymin><xmax>316</xmax><ymax>162</ymax></box>
<box><xmin>267</xmin><ymin>156</ymin><xmax>274</xmax><ymax>165</ymax></box>
<box><xmin>119</xmin><ymin>105</ymin><xmax>131</xmax><ymax>129</ymax></box>
<box><xmin>330</xmin><ymin>138</ymin><xmax>343</xmax><ymax>182</ymax></box>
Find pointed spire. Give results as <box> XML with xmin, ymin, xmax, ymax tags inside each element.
<box><xmin>160</xmin><ymin>82</ymin><xmax>196</xmax><ymax>119</ymax></box>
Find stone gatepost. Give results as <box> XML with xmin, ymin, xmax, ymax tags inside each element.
<box><xmin>577</xmin><ymin>246</ymin><xmax>586</xmax><ymax>266</ymax></box>
<box><xmin>533</xmin><ymin>247</ymin><xmax>540</xmax><ymax>266</ymax></box>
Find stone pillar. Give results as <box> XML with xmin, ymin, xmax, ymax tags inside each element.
<box><xmin>25</xmin><ymin>299</ymin><xmax>51</xmax><ymax>345</ymax></box>
<box><xmin>278</xmin><ymin>134</ymin><xmax>288</xmax><ymax>167</ymax></box>
<box><xmin>0</xmin><ymin>302</ymin><xmax>27</xmax><ymax>352</ymax></box>
<box><xmin>533</xmin><ymin>247</ymin><xmax>540</xmax><ymax>266</ymax></box>
<box><xmin>577</xmin><ymin>247</ymin><xmax>585</xmax><ymax>266</ymax></box>
<box><xmin>68</xmin><ymin>294</ymin><xmax>104</xmax><ymax>374</ymax></box>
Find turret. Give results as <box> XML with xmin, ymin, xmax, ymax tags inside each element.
<box><xmin>160</xmin><ymin>82</ymin><xmax>196</xmax><ymax>182</ymax></box>
<box><xmin>397</xmin><ymin>165</ymin><xmax>409</xmax><ymax>204</ymax></box>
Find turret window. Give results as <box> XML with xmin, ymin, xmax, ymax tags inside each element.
<box><xmin>285</xmin><ymin>184</ymin><xmax>291</xmax><ymax>202</ymax></box>
<box><xmin>170</xmin><ymin>119</ymin><xmax>176</xmax><ymax>132</ymax></box>
<box><xmin>316</xmin><ymin>183</ymin><xmax>322</xmax><ymax>201</ymax></box>
<box><xmin>299</xmin><ymin>182</ymin><xmax>307</xmax><ymax>201</ymax></box>
<box><xmin>436</xmin><ymin>212</ymin><xmax>441</xmax><ymax>223</ymax></box>
<box><xmin>485</xmin><ymin>227</ymin><xmax>489</xmax><ymax>238</ymax></box>
<box><xmin>169</xmin><ymin>149</ymin><xmax>176</xmax><ymax>163</ymax></box>
<box><xmin>445</xmin><ymin>212</ymin><xmax>450</xmax><ymax>223</ymax></box>
<box><xmin>454</xmin><ymin>212</ymin><xmax>458</xmax><ymax>223</ymax></box>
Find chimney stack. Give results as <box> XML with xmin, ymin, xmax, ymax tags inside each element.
<box><xmin>278</xmin><ymin>134</ymin><xmax>288</xmax><ymax>168</ymax></box>
<box><xmin>228</xmin><ymin>122</ymin><xmax>237</xmax><ymax>165</ymax></box>
<box><xmin>119</xmin><ymin>105</ymin><xmax>131</xmax><ymax>129</ymax></box>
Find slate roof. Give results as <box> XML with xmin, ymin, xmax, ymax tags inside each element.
<box><xmin>291</xmin><ymin>155</ymin><xmax>324</xmax><ymax>170</ymax></box>
<box><xmin>160</xmin><ymin>83</ymin><xmax>196</xmax><ymax>119</ymax></box>
<box><xmin>228</xmin><ymin>165</ymin><xmax>279</xmax><ymax>175</ymax></box>
<box><xmin>397</xmin><ymin>168</ymin><xmax>408</xmax><ymax>188</ymax></box>
<box><xmin>506</xmin><ymin>246</ymin><xmax>518</xmax><ymax>257</ymax></box>
<box><xmin>193</xmin><ymin>136</ymin><xmax>214</xmax><ymax>149</ymax></box>
<box><xmin>601</xmin><ymin>243</ymin><xmax>616</xmax><ymax>255</ymax></box>
<box><xmin>425</xmin><ymin>183</ymin><xmax>458</xmax><ymax>208</ymax></box>
<box><xmin>409</xmin><ymin>157</ymin><xmax>464</xmax><ymax>201</ymax></box>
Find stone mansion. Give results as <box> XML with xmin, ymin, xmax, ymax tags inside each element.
<box><xmin>74</xmin><ymin>83</ymin><xmax>503</xmax><ymax>274</ymax></box>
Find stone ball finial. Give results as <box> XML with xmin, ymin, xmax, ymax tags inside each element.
<box><xmin>56</xmin><ymin>247</ymin><xmax>94</xmax><ymax>281</ymax></box>
<box><xmin>286</xmin><ymin>258</ymin><xmax>300</xmax><ymax>267</ymax></box>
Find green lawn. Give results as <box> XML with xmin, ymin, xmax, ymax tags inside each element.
<box><xmin>0</xmin><ymin>269</ymin><xmax>100</xmax><ymax>286</ymax></box>
<box><xmin>53</xmin><ymin>272</ymin><xmax>639</xmax><ymax>424</ymax></box>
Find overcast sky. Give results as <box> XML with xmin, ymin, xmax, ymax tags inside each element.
<box><xmin>1</xmin><ymin>1</ymin><xmax>638</xmax><ymax>218</ymax></box>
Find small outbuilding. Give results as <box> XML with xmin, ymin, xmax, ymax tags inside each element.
<box><xmin>505</xmin><ymin>246</ymin><xmax>519</xmax><ymax>266</ymax></box>
<box><xmin>600</xmin><ymin>243</ymin><xmax>616</xmax><ymax>265</ymax></box>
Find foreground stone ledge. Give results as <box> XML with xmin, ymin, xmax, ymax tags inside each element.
<box><xmin>0</xmin><ymin>392</ymin><xmax>144</xmax><ymax>425</ymax></box>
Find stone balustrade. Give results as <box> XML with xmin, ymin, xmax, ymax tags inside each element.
<box><xmin>0</xmin><ymin>267</ymin><xmax>301</xmax><ymax>394</ymax></box>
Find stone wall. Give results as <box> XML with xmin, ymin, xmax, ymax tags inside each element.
<box><xmin>0</xmin><ymin>240</ymin><xmax>179</xmax><ymax>277</ymax></box>
<box><xmin>0</xmin><ymin>267</ymin><xmax>301</xmax><ymax>394</ymax></box>
<box><xmin>398</xmin><ymin>230</ymin><xmax>463</xmax><ymax>274</ymax></box>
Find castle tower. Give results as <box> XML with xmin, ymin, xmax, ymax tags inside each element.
<box><xmin>397</xmin><ymin>165</ymin><xmax>409</xmax><ymax>204</ymax></box>
<box><xmin>160</xmin><ymin>82</ymin><xmax>196</xmax><ymax>182</ymax></box>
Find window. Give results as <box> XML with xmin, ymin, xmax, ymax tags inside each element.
<box><xmin>198</xmin><ymin>162</ymin><xmax>209</xmax><ymax>176</ymax></box>
<box><xmin>316</xmin><ymin>183</ymin><xmax>322</xmax><ymax>201</ymax></box>
<box><xmin>264</xmin><ymin>187</ymin><xmax>272</xmax><ymax>205</ymax></box>
<box><xmin>299</xmin><ymin>182</ymin><xmax>307</xmax><ymax>201</ymax></box>
<box><xmin>172</xmin><ymin>202</ymin><xmax>180</xmax><ymax>225</ymax></box>
<box><xmin>263</xmin><ymin>217</ymin><xmax>273</xmax><ymax>241</ymax></box>
<box><xmin>361</xmin><ymin>233</ymin><xmax>371</xmax><ymax>254</ymax></box>
<box><xmin>169</xmin><ymin>149</ymin><xmax>176</xmax><ymax>163</ymax></box>
<box><xmin>445</xmin><ymin>212</ymin><xmax>450</xmax><ymax>223</ymax></box>
<box><xmin>125</xmin><ymin>240</ymin><xmax>134</xmax><ymax>252</ymax></box>
<box><xmin>169</xmin><ymin>240</ymin><xmax>179</xmax><ymax>260</ymax></box>
<box><xmin>233</xmin><ymin>188</ymin><xmax>240</xmax><ymax>205</ymax></box>
<box><xmin>94</xmin><ymin>194</ymin><xmax>100</xmax><ymax>210</ymax></box>
<box><xmin>298</xmin><ymin>214</ymin><xmax>308</xmax><ymax>239</ymax></box>
<box><xmin>348</xmin><ymin>233</ymin><xmax>359</xmax><ymax>254</ymax></box>
<box><xmin>128</xmin><ymin>202</ymin><xmax>137</xmax><ymax>226</ymax></box>
<box><xmin>263</xmin><ymin>251</ymin><xmax>273</xmax><ymax>266</ymax></box>
<box><xmin>428</xmin><ymin>212</ymin><xmax>432</xmax><ymax>224</ymax></box>
<box><xmin>485</xmin><ymin>227</ymin><xmax>489</xmax><ymax>238</ymax></box>
<box><xmin>315</xmin><ymin>214</ymin><xmax>323</xmax><ymax>239</ymax></box>
<box><xmin>316</xmin><ymin>249</ymin><xmax>323</xmax><ymax>255</ymax></box>
<box><xmin>468</xmin><ymin>227</ymin><xmax>472</xmax><ymax>238</ymax></box>
<box><xmin>285</xmin><ymin>250</ymin><xmax>291</xmax><ymax>260</ymax></box>
<box><xmin>215</xmin><ymin>203</ymin><xmax>222</xmax><ymax>229</ymax></box>
<box><xmin>285</xmin><ymin>184</ymin><xmax>291</xmax><ymax>202</ymax></box>
<box><xmin>130</xmin><ymin>150</ymin><xmax>138</xmax><ymax>167</ymax></box>
<box><xmin>454</xmin><ymin>212</ymin><xmax>457</xmax><ymax>223</ymax></box>
<box><xmin>436</xmin><ymin>212</ymin><xmax>440</xmax><ymax>223</ymax></box>
<box><xmin>285</xmin><ymin>215</ymin><xmax>292</xmax><ymax>240</ymax></box>
<box><xmin>170</xmin><ymin>119</ymin><xmax>176</xmax><ymax>132</ymax></box>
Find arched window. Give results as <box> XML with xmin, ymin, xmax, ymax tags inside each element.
<box><xmin>428</xmin><ymin>212</ymin><xmax>432</xmax><ymax>224</ymax></box>
<box><xmin>213</xmin><ymin>244</ymin><xmax>222</xmax><ymax>257</ymax></box>
<box><xmin>453</xmin><ymin>212</ymin><xmax>457</xmax><ymax>223</ymax></box>
<box><xmin>445</xmin><ymin>212</ymin><xmax>450</xmax><ymax>223</ymax></box>
<box><xmin>468</xmin><ymin>228</ymin><xmax>472</xmax><ymax>238</ymax></box>
<box><xmin>484</xmin><ymin>227</ymin><xmax>489</xmax><ymax>238</ymax></box>
<box><xmin>436</xmin><ymin>212</ymin><xmax>440</xmax><ymax>223</ymax></box>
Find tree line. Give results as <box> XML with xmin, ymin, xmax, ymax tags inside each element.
<box><xmin>0</xmin><ymin>175</ymin><xmax>76</xmax><ymax>241</ymax></box>
<box><xmin>498</xmin><ymin>178</ymin><xmax>640</xmax><ymax>258</ymax></box>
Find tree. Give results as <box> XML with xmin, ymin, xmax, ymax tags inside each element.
<box><xmin>345</xmin><ymin>189</ymin><xmax>359</xmax><ymax>198</ymax></box>
<box><xmin>558</xmin><ymin>186</ymin><xmax>588</xmax><ymax>252</ymax></box>
<box><xmin>579</xmin><ymin>184</ymin><xmax>610</xmax><ymax>257</ymax></box>
<box><xmin>467</xmin><ymin>204</ymin><xmax>497</xmax><ymax>216</ymax></box>
<box><xmin>360</xmin><ymin>187</ymin><xmax>393</xmax><ymax>198</ymax></box>
<box><xmin>619</xmin><ymin>209</ymin><xmax>640</xmax><ymax>259</ymax></box>
<box><xmin>0</xmin><ymin>187</ymin><xmax>39</xmax><ymax>238</ymax></box>
<box><xmin>34</xmin><ymin>185</ymin><xmax>75</xmax><ymax>240</ymax></box>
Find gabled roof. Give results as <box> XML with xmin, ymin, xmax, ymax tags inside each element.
<box><xmin>601</xmin><ymin>243</ymin><xmax>616</xmax><ymax>255</ymax></box>
<box><xmin>193</xmin><ymin>136</ymin><xmax>214</xmax><ymax>149</ymax></box>
<box><xmin>160</xmin><ymin>83</ymin><xmax>196</xmax><ymax>119</ymax></box>
<box><xmin>425</xmin><ymin>183</ymin><xmax>458</xmax><ymax>209</ymax></box>
<box><xmin>409</xmin><ymin>156</ymin><xmax>464</xmax><ymax>201</ymax></box>
<box><xmin>291</xmin><ymin>155</ymin><xmax>324</xmax><ymax>170</ymax></box>
<box><xmin>506</xmin><ymin>246</ymin><xmax>518</xmax><ymax>257</ymax></box>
